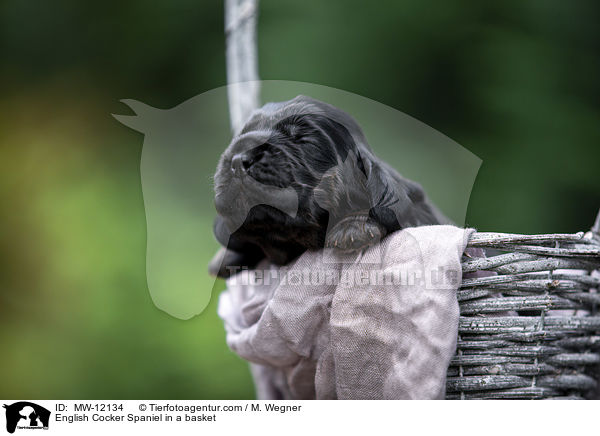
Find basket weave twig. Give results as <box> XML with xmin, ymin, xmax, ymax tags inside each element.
<box><xmin>447</xmin><ymin>211</ymin><xmax>600</xmax><ymax>399</ymax></box>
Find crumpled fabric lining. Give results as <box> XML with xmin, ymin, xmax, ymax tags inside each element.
<box><xmin>218</xmin><ymin>225</ymin><xmax>473</xmax><ymax>399</ymax></box>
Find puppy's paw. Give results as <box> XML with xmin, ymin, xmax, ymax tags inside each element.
<box><xmin>325</xmin><ymin>215</ymin><xmax>383</xmax><ymax>252</ymax></box>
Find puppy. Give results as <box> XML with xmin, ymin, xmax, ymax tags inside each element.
<box><xmin>210</xmin><ymin>95</ymin><xmax>449</xmax><ymax>278</ymax></box>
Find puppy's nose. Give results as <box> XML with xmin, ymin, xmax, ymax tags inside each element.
<box><xmin>231</xmin><ymin>153</ymin><xmax>251</xmax><ymax>176</ymax></box>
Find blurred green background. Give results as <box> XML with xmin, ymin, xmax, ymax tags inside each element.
<box><xmin>1</xmin><ymin>0</ymin><xmax>599</xmax><ymax>399</ymax></box>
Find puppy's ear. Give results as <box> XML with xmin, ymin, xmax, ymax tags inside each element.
<box><xmin>313</xmin><ymin>148</ymin><xmax>371</xmax><ymax>220</ymax></box>
<box><xmin>367</xmin><ymin>162</ymin><xmax>441</xmax><ymax>232</ymax></box>
<box><xmin>303</xmin><ymin>112</ymin><xmax>371</xmax><ymax>218</ymax></box>
<box><xmin>313</xmin><ymin>146</ymin><xmax>388</xmax><ymax>253</ymax></box>
<box><xmin>313</xmin><ymin>165</ymin><xmax>343</xmax><ymax>214</ymax></box>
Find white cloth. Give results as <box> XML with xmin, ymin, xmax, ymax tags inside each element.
<box><xmin>218</xmin><ymin>225</ymin><xmax>474</xmax><ymax>399</ymax></box>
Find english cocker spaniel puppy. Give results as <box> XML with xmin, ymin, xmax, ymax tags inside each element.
<box><xmin>210</xmin><ymin>95</ymin><xmax>448</xmax><ymax>278</ymax></box>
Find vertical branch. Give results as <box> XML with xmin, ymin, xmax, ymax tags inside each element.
<box><xmin>592</xmin><ymin>208</ymin><xmax>600</xmax><ymax>238</ymax></box>
<box><xmin>225</xmin><ymin>0</ymin><xmax>261</xmax><ymax>135</ymax></box>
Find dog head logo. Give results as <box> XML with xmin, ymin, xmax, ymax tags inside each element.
<box><xmin>112</xmin><ymin>93</ymin><xmax>233</xmax><ymax>320</ymax></box>
<box><xmin>3</xmin><ymin>402</ymin><xmax>50</xmax><ymax>434</ymax></box>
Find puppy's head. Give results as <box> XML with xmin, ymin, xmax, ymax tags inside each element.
<box><xmin>213</xmin><ymin>96</ymin><xmax>372</xmax><ymax>252</ymax></box>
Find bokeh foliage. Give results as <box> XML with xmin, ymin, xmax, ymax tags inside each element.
<box><xmin>1</xmin><ymin>0</ymin><xmax>599</xmax><ymax>398</ymax></box>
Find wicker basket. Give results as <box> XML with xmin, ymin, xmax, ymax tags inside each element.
<box><xmin>447</xmin><ymin>212</ymin><xmax>600</xmax><ymax>399</ymax></box>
